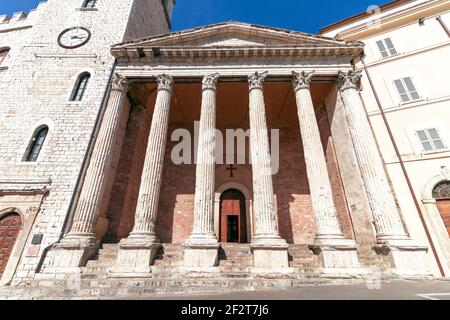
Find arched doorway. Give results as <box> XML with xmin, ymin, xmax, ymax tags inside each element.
<box><xmin>220</xmin><ymin>189</ymin><xmax>247</xmax><ymax>243</ymax></box>
<box><xmin>433</xmin><ymin>181</ymin><xmax>450</xmax><ymax>237</ymax></box>
<box><xmin>0</xmin><ymin>212</ymin><xmax>22</xmax><ymax>275</ymax></box>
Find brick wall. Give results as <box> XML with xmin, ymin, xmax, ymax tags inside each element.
<box><xmin>107</xmin><ymin>119</ymin><xmax>356</xmax><ymax>245</ymax></box>
<box><xmin>318</xmin><ymin>108</ymin><xmax>355</xmax><ymax>239</ymax></box>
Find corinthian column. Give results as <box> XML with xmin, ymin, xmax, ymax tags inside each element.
<box><xmin>184</xmin><ymin>73</ymin><xmax>220</xmax><ymax>268</ymax></box>
<box><xmin>337</xmin><ymin>71</ymin><xmax>408</xmax><ymax>241</ymax></box>
<box><xmin>248</xmin><ymin>71</ymin><xmax>288</xmax><ymax>269</ymax></box>
<box><xmin>338</xmin><ymin>70</ymin><xmax>428</xmax><ymax>276</ymax></box>
<box><xmin>115</xmin><ymin>74</ymin><xmax>173</xmax><ymax>273</ymax></box>
<box><xmin>292</xmin><ymin>71</ymin><xmax>343</xmax><ymax>240</ymax></box>
<box><xmin>293</xmin><ymin>71</ymin><xmax>361</xmax><ymax>274</ymax></box>
<box><xmin>50</xmin><ymin>73</ymin><xmax>130</xmax><ymax>269</ymax></box>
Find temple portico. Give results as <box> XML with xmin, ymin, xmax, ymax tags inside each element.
<box><xmin>45</xmin><ymin>22</ymin><xmax>429</xmax><ymax>277</ymax></box>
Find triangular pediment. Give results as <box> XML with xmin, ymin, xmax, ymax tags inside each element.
<box><xmin>112</xmin><ymin>22</ymin><xmax>364</xmax><ymax>59</ymax></box>
<box><xmin>114</xmin><ymin>22</ymin><xmax>362</xmax><ymax>49</ymax></box>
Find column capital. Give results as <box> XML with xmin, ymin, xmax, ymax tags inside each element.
<box><xmin>111</xmin><ymin>73</ymin><xmax>129</xmax><ymax>93</ymax></box>
<box><xmin>248</xmin><ymin>71</ymin><xmax>268</xmax><ymax>91</ymax></box>
<box><xmin>292</xmin><ymin>70</ymin><xmax>315</xmax><ymax>91</ymax></box>
<box><xmin>202</xmin><ymin>73</ymin><xmax>220</xmax><ymax>91</ymax></box>
<box><xmin>337</xmin><ymin>71</ymin><xmax>363</xmax><ymax>92</ymax></box>
<box><xmin>156</xmin><ymin>74</ymin><xmax>174</xmax><ymax>92</ymax></box>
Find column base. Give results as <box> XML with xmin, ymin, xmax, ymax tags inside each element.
<box><xmin>309</xmin><ymin>238</ymin><xmax>366</xmax><ymax>276</ymax></box>
<box><xmin>112</xmin><ymin>236</ymin><xmax>161</xmax><ymax>275</ymax></box>
<box><xmin>183</xmin><ymin>233</ymin><xmax>219</xmax><ymax>268</ymax></box>
<box><xmin>250</xmin><ymin>241</ymin><xmax>289</xmax><ymax>269</ymax></box>
<box><xmin>375</xmin><ymin>239</ymin><xmax>430</xmax><ymax>277</ymax></box>
<box><xmin>183</xmin><ymin>243</ymin><xmax>219</xmax><ymax>268</ymax></box>
<box><xmin>44</xmin><ymin>234</ymin><xmax>97</xmax><ymax>272</ymax></box>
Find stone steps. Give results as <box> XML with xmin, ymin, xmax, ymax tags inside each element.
<box><xmin>3</xmin><ymin>272</ymin><xmax>370</xmax><ymax>300</ymax></box>
<box><xmin>0</xmin><ymin>242</ymin><xmax>397</xmax><ymax>299</ymax></box>
<box><xmin>357</xmin><ymin>245</ymin><xmax>389</xmax><ymax>271</ymax></box>
<box><xmin>85</xmin><ymin>243</ymin><xmax>320</xmax><ymax>273</ymax></box>
<box><xmin>153</xmin><ymin>244</ymin><xmax>183</xmax><ymax>267</ymax></box>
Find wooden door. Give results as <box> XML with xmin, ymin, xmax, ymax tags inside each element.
<box><xmin>0</xmin><ymin>213</ymin><xmax>22</xmax><ymax>274</ymax></box>
<box><xmin>436</xmin><ymin>199</ymin><xmax>450</xmax><ymax>237</ymax></box>
<box><xmin>219</xmin><ymin>189</ymin><xmax>247</xmax><ymax>243</ymax></box>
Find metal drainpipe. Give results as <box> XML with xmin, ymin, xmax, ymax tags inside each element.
<box><xmin>436</xmin><ymin>16</ymin><xmax>450</xmax><ymax>38</ymax></box>
<box><xmin>360</xmin><ymin>55</ymin><xmax>445</xmax><ymax>277</ymax></box>
<box><xmin>35</xmin><ymin>59</ymin><xmax>118</xmax><ymax>273</ymax></box>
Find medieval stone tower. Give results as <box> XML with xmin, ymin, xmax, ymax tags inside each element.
<box><xmin>0</xmin><ymin>0</ymin><xmax>175</xmax><ymax>284</ymax></box>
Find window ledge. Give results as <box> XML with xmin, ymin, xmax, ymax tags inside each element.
<box><xmin>77</xmin><ymin>8</ymin><xmax>98</xmax><ymax>12</ymax></box>
<box><xmin>399</xmin><ymin>98</ymin><xmax>425</xmax><ymax>106</ymax></box>
<box><xmin>378</xmin><ymin>52</ymin><xmax>401</xmax><ymax>61</ymax></box>
<box><xmin>19</xmin><ymin>161</ymin><xmax>40</xmax><ymax>166</ymax></box>
<box><xmin>420</xmin><ymin>149</ymin><xmax>449</xmax><ymax>156</ymax></box>
<box><xmin>67</xmin><ymin>100</ymin><xmax>91</xmax><ymax>105</ymax></box>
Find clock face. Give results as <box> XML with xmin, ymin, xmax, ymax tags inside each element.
<box><xmin>58</xmin><ymin>27</ymin><xmax>91</xmax><ymax>49</ymax></box>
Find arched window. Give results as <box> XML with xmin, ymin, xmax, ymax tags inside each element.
<box><xmin>433</xmin><ymin>181</ymin><xmax>450</xmax><ymax>237</ymax></box>
<box><xmin>433</xmin><ymin>181</ymin><xmax>450</xmax><ymax>200</ymax></box>
<box><xmin>71</xmin><ymin>72</ymin><xmax>90</xmax><ymax>101</ymax></box>
<box><xmin>25</xmin><ymin>126</ymin><xmax>49</xmax><ymax>162</ymax></box>
<box><xmin>82</xmin><ymin>0</ymin><xmax>97</xmax><ymax>8</ymax></box>
<box><xmin>0</xmin><ymin>48</ymin><xmax>10</xmax><ymax>65</ymax></box>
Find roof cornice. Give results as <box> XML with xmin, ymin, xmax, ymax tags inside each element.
<box><xmin>111</xmin><ymin>21</ymin><xmax>364</xmax><ymax>61</ymax></box>
<box><xmin>111</xmin><ymin>45</ymin><xmax>364</xmax><ymax>61</ymax></box>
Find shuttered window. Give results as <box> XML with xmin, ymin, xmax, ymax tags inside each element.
<box><xmin>394</xmin><ymin>77</ymin><xmax>420</xmax><ymax>102</ymax></box>
<box><xmin>376</xmin><ymin>38</ymin><xmax>398</xmax><ymax>58</ymax></box>
<box><xmin>416</xmin><ymin>128</ymin><xmax>446</xmax><ymax>153</ymax></box>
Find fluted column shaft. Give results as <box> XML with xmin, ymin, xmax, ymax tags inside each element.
<box><xmin>128</xmin><ymin>75</ymin><xmax>173</xmax><ymax>242</ymax></box>
<box><xmin>248</xmin><ymin>72</ymin><xmax>285</xmax><ymax>245</ymax></box>
<box><xmin>338</xmin><ymin>71</ymin><xmax>407</xmax><ymax>241</ymax></box>
<box><xmin>66</xmin><ymin>73</ymin><xmax>129</xmax><ymax>240</ymax></box>
<box><xmin>293</xmin><ymin>71</ymin><xmax>343</xmax><ymax>239</ymax></box>
<box><xmin>186</xmin><ymin>73</ymin><xmax>220</xmax><ymax>245</ymax></box>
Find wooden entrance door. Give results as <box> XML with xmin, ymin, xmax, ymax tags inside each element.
<box><xmin>220</xmin><ymin>189</ymin><xmax>247</xmax><ymax>243</ymax></box>
<box><xmin>436</xmin><ymin>199</ymin><xmax>450</xmax><ymax>237</ymax></box>
<box><xmin>0</xmin><ymin>213</ymin><xmax>22</xmax><ymax>274</ymax></box>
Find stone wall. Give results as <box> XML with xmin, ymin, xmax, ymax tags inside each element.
<box><xmin>0</xmin><ymin>0</ymin><xmax>171</xmax><ymax>281</ymax></box>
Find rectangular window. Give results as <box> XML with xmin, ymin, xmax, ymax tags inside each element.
<box><xmin>394</xmin><ymin>77</ymin><xmax>420</xmax><ymax>103</ymax></box>
<box><xmin>376</xmin><ymin>38</ymin><xmax>397</xmax><ymax>58</ymax></box>
<box><xmin>0</xmin><ymin>49</ymin><xmax>9</xmax><ymax>65</ymax></box>
<box><xmin>415</xmin><ymin>128</ymin><xmax>446</xmax><ymax>153</ymax></box>
<box><xmin>82</xmin><ymin>0</ymin><xmax>97</xmax><ymax>8</ymax></box>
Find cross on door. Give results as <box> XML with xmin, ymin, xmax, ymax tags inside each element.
<box><xmin>227</xmin><ymin>164</ymin><xmax>237</xmax><ymax>178</ymax></box>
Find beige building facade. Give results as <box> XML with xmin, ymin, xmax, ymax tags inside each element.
<box><xmin>321</xmin><ymin>0</ymin><xmax>450</xmax><ymax>277</ymax></box>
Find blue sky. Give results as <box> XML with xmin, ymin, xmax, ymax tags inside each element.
<box><xmin>0</xmin><ymin>0</ymin><xmax>391</xmax><ymax>33</ymax></box>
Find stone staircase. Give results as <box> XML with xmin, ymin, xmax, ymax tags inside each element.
<box><xmin>219</xmin><ymin>243</ymin><xmax>253</xmax><ymax>269</ymax></box>
<box><xmin>357</xmin><ymin>245</ymin><xmax>390</xmax><ymax>273</ymax></box>
<box><xmin>288</xmin><ymin>245</ymin><xmax>316</xmax><ymax>272</ymax></box>
<box><xmin>0</xmin><ymin>243</ymin><xmax>378</xmax><ymax>299</ymax></box>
